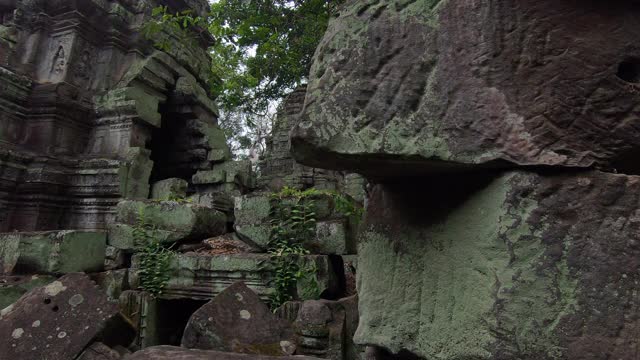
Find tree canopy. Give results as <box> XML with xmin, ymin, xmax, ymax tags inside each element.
<box><xmin>209</xmin><ymin>0</ymin><xmax>345</xmax><ymax>114</ymax></box>
<box><xmin>145</xmin><ymin>0</ymin><xmax>345</xmax><ymax>157</ymax></box>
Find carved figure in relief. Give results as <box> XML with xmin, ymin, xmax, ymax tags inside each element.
<box><xmin>75</xmin><ymin>50</ymin><xmax>92</xmax><ymax>80</ymax></box>
<box><xmin>51</xmin><ymin>45</ymin><xmax>66</xmax><ymax>74</ymax></box>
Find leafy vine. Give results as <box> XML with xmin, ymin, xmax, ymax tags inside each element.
<box><xmin>267</xmin><ymin>187</ymin><xmax>362</xmax><ymax>309</ymax></box>
<box><xmin>133</xmin><ymin>209</ymin><xmax>175</xmax><ymax>297</ymax></box>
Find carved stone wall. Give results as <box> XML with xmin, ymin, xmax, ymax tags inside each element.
<box><xmin>0</xmin><ymin>0</ymin><xmax>244</xmax><ymax>232</ymax></box>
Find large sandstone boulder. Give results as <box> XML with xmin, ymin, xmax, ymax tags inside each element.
<box><xmin>291</xmin><ymin>0</ymin><xmax>640</xmax><ymax>177</ymax></box>
<box><xmin>181</xmin><ymin>282</ymin><xmax>296</xmax><ymax>356</ymax></box>
<box><xmin>356</xmin><ymin>170</ymin><xmax>640</xmax><ymax>359</ymax></box>
<box><xmin>0</xmin><ymin>273</ymin><xmax>134</xmax><ymax>360</ymax></box>
<box><xmin>124</xmin><ymin>346</ymin><xmax>323</xmax><ymax>360</ymax></box>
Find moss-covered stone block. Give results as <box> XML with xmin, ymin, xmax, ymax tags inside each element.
<box><xmin>92</xmin><ymin>269</ymin><xmax>129</xmax><ymax>301</ymax></box>
<box><xmin>129</xmin><ymin>253</ymin><xmax>340</xmax><ymax>302</ymax></box>
<box><xmin>107</xmin><ymin>223</ymin><xmax>181</xmax><ymax>251</ymax></box>
<box><xmin>234</xmin><ymin>223</ymin><xmax>271</xmax><ymax>249</ymax></box>
<box><xmin>119</xmin><ymin>147</ymin><xmax>153</xmax><ymax>200</ymax></box>
<box><xmin>115</xmin><ymin>200</ymin><xmax>227</xmax><ymax>241</ymax></box>
<box><xmin>151</xmin><ymin>178</ymin><xmax>188</xmax><ymax>200</ymax></box>
<box><xmin>356</xmin><ymin>171</ymin><xmax>640</xmax><ymax>359</ymax></box>
<box><xmin>0</xmin><ymin>233</ymin><xmax>20</xmax><ymax>274</ymax></box>
<box><xmin>0</xmin><ymin>231</ymin><xmax>107</xmax><ymax>274</ymax></box>
<box><xmin>307</xmin><ymin>220</ymin><xmax>350</xmax><ymax>255</ymax></box>
<box><xmin>96</xmin><ymin>87</ymin><xmax>162</xmax><ymax>128</ymax></box>
<box><xmin>233</xmin><ymin>194</ymin><xmax>353</xmax><ymax>253</ymax></box>
<box><xmin>234</xmin><ymin>194</ymin><xmax>271</xmax><ymax>225</ymax></box>
<box><xmin>207</xmin><ymin>149</ymin><xmax>229</xmax><ymax>163</ymax></box>
<box><xmin>192</xmin><ymin>168</ymin><xmax>226</xmax><ymax>185</ymax></box>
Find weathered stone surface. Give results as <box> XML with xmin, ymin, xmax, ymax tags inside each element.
<box><xmin>129</xmin><ymin>253</ymin><xmax>341</xmax><ymax>302</ymax></box>
<box><xmin>234</xmin><ymin>223</ymin><xmax>271</xmax><ymax>250</ymax></box>
<box><xmin>131</xmin><ymin>253</ymin><xmax>275</xmax><ymax>301</ymax></box>
<box><xmin>77</xmin><ymin>342</ymin><xmax>123</xmax><ymax>360</ymax></box>
<box><xmin>0</xmin><ymin>274</ymin><xmax>55</xmax><ymax>309</ymax></box>
<box><xmin>0</xmin><ymin>273</ymin><xmax>132</xmax><ymax>360</ymax></box>
<box><xmin>92</xmin><ymin>269</ymin><xmax>129</xmax><ymax>301</ymax></box>
<box><xmin>108</xmin><ymin>223</ymin><xmax>182</xmax><ymax>251</ymax></box>
<box><xmin>105</xmin><ymin>245</ymin><xmax>128</xmax><ymax>270</ymax></box>
<box><xmin>338</xmin><ymin>296</ymin><xmax>362</xmax><ymax>360</ymax></box>
<box><xmin>189</xmin><ymin>192</ymin><xmax>235</xmax><ymax>215</ymax></box>
<box><xmin>232</xmin><ymin>193</ymin><xmax>272</xmax><ymax>249</ymax></box>
<box><xmin>181</xmin><ymin>282</ymin><xmax>296</xmax><ymax>355</ymax></box>
<box><xmin>115</xmin><ymin>200</ymin><xmax>227</xmax><ymax>242</ymax></box>
<box><xmin>234</xmin><ymin>194</ymin><xmax>356</xmax><ymax>254</ymax></box>
<box><xmin>151</xmin><ymin>178</ymin><xmax>189</xmax><ymax>200</ymax></box>
<box><xmin>119</xmin><ymin>290</ymin><xmax>160</xmax><ymax>349</ymax></box>
<box><xmin>193</xmin><ymin>160</ymin><xmax>255</xmax><ymax>195</ymax></box>
<box><xmin>310</xmin><ymin>220</ymin><xmax>350</xmax><ymax>255</ymax></box>
<box><xmin>259</xmin><ymin>85</ymin><xmax>345</xmax><ymax>192</ymax></box>
<box><xmin>125</xmin><ymin>346</ymin><xmax>324</xmax><ymax>360</ymax></box>
<box><xmin>0</xmin><ymin>0</ymin><xmax>228</xmax><ymax>232</ymax></box>
<box><xmin>294</xmin><ymin>300</ymin><xmax>345</xmax><ymax>359</ymax></box>
<box><xmin>0</xmin><ymin>231</ymin><xmax>19</xmax><ymax>273</ymax></box>
<box><xmin>356</xmin><ymin>170</ymin><xmax>640</xmax><ymax>359</ymax></box>
<box><xmin>291</xmin><ymin>0</ymin><xmax>640</xmax><ymax>177</ymax></box>
<box><xmin>0</xmin><ymin>230</ymin><xmax>106</xmax><ymax>274</ymax></box>
<box><xmin>275</xmin><ymin>296</ymin><xmax>363</xmax><ymax>360</ymax></box>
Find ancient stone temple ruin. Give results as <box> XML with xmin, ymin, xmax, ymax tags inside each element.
<box><xmin>0</xmin><ymin>0</ymin><xmax>361</xmax><ymax>359</ymax></box>
<box><xmin>1</xmin><ymin>0</ymin><xmax>640</xmax><ymax>359</ymax></box>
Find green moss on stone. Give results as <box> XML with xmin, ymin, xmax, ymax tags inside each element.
<box><xmin>355</xmin><ymin>172</ymin><xmax>578</xmax><ymax>359</ymax></box>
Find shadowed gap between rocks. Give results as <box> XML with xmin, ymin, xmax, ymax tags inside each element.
<box><xmin>155</xmin><ymin>298</ymin><xmax>209</xmax><ymax>346</ymax></box>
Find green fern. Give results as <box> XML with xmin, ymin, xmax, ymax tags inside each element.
<box><xmin>134</xmin><ymin>208</ymin><xmax>175</xmax><ymax>297</ymax></box>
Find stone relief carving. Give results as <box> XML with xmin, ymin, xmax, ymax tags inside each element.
<box><xmin>51</xmin><ymin>45</ymin><xmax>66</xmax><ymax>75</ymax></box>
<box><xmin>74</xmin><ymin>50</ymin><xmax>92</xmax><ymax>81</ymax></box>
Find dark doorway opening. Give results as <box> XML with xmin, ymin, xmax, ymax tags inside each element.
<box><xmin>155</xmin><ymin>298</ymin><xmax>208</xmax><ymax>346</ymax></box>
<box><xmin>148</xmin><ymin>105</ymin><xmax>204</xmax><ymax>184</ymax></box>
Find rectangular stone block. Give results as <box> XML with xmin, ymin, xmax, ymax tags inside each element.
<box><xmin>151</xmin><ymin>178</ymin><xmax>188</xmax><ymax>200</ymax></box>
<box><xmin>234</xmin><ymin>223</ymin><xmax>270</xmax><ymax>250</ymax></box>
<box><xmin>129</xmin><ymin>253</ymin><xmax>341</xmax><ymax>302</ymax></box>
<box><xmin>193</xmin><ymin>161</ymin><xmax>255</xmax><ymax>190</ymax></box>
<box><xmin>192</xmin><ymin>168</ymin><xmax>226</xmax><ymax>185</ymax></box>
<box><xmin>308</xmin><ymin>220</ymin><xmax>352</xmax><ymax>255</ymax></box>
<box><xmin>107</xmin><ymin>223</ymin><xmax>181</xmax><ymax>251</ymax></box>
<box><xmin>115</xmin><ymin>200</ymin><xmax>227</xmax><ymax>241</ymax></box>
<box><xmin>234</xmin><ymin>194</ymin><xmax>271</xmax><ymax>224</ymax></box>
<box><xmin>0</xmin><ymin>230</ymin><xmax>106</xmax><ymax>274</ymax></box>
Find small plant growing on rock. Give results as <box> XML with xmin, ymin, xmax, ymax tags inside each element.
<box><xmin>133</xmin><ymin>209</ymin><xmax>175</xmax><ymax>297</ymax></box>
<box><xmin>267</xmin><ymin>187</ymin><xmax>362</xmax><ymax>309</ymax></box>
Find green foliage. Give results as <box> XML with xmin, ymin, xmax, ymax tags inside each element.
<box><xmin>267</xmin><ymin>186</ymin><xmax>361</xmax><ymax>309</ymax></box>
<box><xmin>209</xmin><ymin>0</ymin><xmax>346</xmax><ymax>113</ymax></box>
<box><xmin>133</xmin><ymin>209</ymin><xmax>175</xmax><ymax>297</ymax></box>
<box><xmin>142</xmin><ymin>1</ymin><xmax>346</xmax><ymax>154</ymax></box>
<box><xmin>142</xmin><ymin>5</ymin><xmax>209</xmax><ymax>52</ymax></box>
